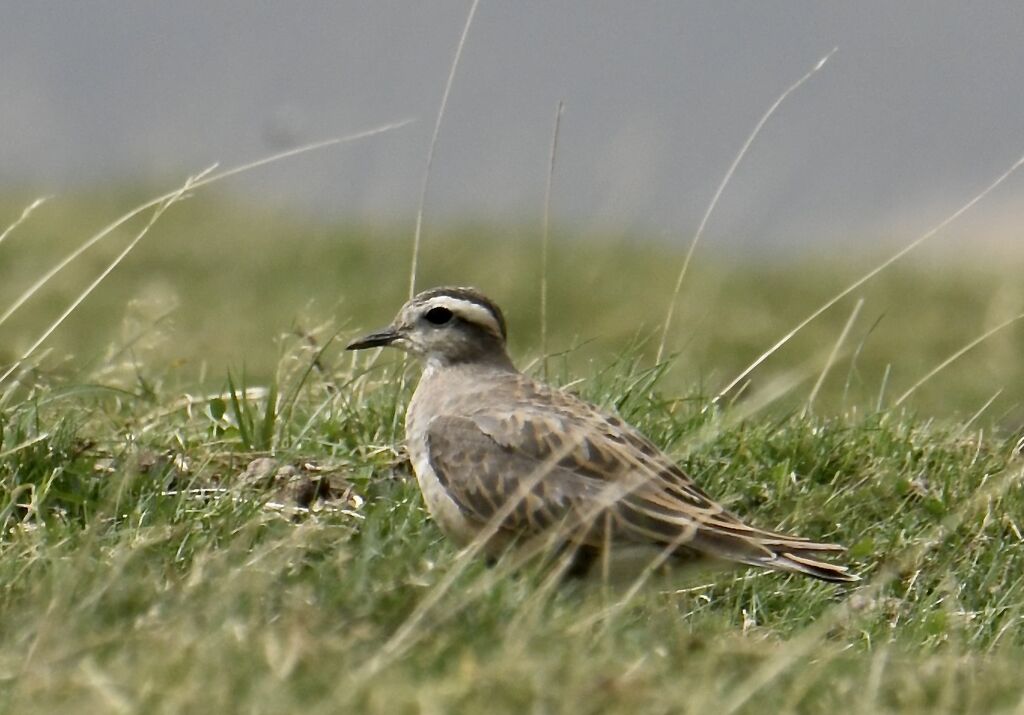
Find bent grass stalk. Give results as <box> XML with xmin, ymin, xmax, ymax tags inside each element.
<box><xmin>802</xmin><ymin>297</ymin><xmax>863</xmax><ymax>417</ymax></box>
<box><xmin>0</xmin><ymin>120</ymin><xmax>412</xmax><ymax>334</ymax></box>
<box><xmin>0</xmin><ymin>169</ymin><xmax>210</xmax><ymax>393</ymax></box>
<box><xmin>0</xmin><ymin>197</ymin><xmax>49</xmax><ymax>249</ymax></box>
<box><xmin>958</xmin><ymin>388</ymin><xmax>1003</xmax><ymax>436</ymax></box>
<box><xmin>408</xmin><ymin>0</ymin><xmax>481</xmax><ymax>299</ymax></box>
<box><xmin>540</xmin><ymin>101</ymin><xmax>565</xmax><ymax>379</ymax></box>
<box><xmin>893</xmin><ymin>312</ymin><xmax>1024</xmax><ymax>408</ymax></box>
<box><xmin>713</xmin><ymin>150</ymin><xmax>1024</xmax><ymax>407</ymax></box>
<box><xmin>656</xmin><ymin>48</ymin><xmax>837</xmax><ymax>363</ymax></box>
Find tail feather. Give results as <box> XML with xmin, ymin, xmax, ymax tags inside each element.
<box><xmin>747</xmin><ymin>529</ymin><xmax>859</xmax><ymax>582</ymax></box>
<box><xmin>684</xmin><ymin>529</ymin><xmax>859</xmax><ymax>583</ymax></box>
<box><xmin>754</xmin><ymin>538</ymin><xmax>846</xmax><ymax>554</ymax></box>
<box><xmin>765</xmin><ymin>550</ymin><xmax>859</xmax><ymax>583</ymax></box>
<box><xmin>720</xmin><ymin>530</ymin><xmax>859</xmax><ymax>583</ymax></box>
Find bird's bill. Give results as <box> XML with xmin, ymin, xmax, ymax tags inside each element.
<box><xmin>346</xmin><ymin>327</ymin><xmax>401</xmax><ymax>350</ymax></box>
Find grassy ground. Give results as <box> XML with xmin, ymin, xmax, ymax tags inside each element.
<box><xmin>1</xmin><ymin>192</ymin><xmax>1024</xmax><ymax>713</ymax></box>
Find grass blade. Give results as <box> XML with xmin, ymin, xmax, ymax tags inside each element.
<box><xmin>0</xmin><ymin>120</ymin><xmax>412</xmax><ymax>333</ymax></box>
<box><xmin>260</xmin><ymin>378</ymin><xmax>279</xmax><ymax>452</ymax></box>
<box><xmin>408</xmin><ymin>0</ymin><xmax>481</xmax><ymax>298</ymax></box>
<box><xmin>802</xmin><ymin>297</ymin><xmax>863</xmax><ymax>417</ymax></box>
<box><xmin>227</xmin><ymin>371</ymin><xmax>252</xmax><ymax>450</ymax></box>
<box><xmin>0</xmin><ymin>169</ymin><xmax>209</xmax><ymax>392</ymax></box>
<box><xmin>657</xmin><ymin>48</ymin><xmax>837</xmax><ymax>363</ymax></box>
<box><xmin>714</xmin><ymin>150</ymin><xmax>1024</xmax><ymax>406</ymax></box>
<box><xmin>894</xmin><ymin>312</ymin><xmax>1024</xmax><ymax>407</ymax></box>
<box><xmin>540</xmin><ymin>100</ymin><xmax>565</xmax><ymax>379</ymax></box>
<box><xmin>0</xmin><ymin>197</ymin><xmax>49</xmax><ymax>249</ymax></box>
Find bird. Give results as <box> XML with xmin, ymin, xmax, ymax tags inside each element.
<box><xmin>346</xmin><ymin>286</ymin><xmax>857</xmax><ymax>583</ymax></box>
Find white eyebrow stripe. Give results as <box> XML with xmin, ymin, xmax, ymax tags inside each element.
<box><xmin>423</xmin><ymin>297</ymin><xmax>503</xmax><ymax>338</ymax></box>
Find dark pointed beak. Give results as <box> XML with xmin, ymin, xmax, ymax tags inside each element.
<box><xmin>346</xmin><ymin>327</ymin><xmax>401</xmax><ymax>351</ymax></box>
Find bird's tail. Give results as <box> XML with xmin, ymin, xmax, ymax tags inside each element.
<box><xmin>760</xmin><ymin>548</ymin><xmax>859</xmax><ymax>583</ymax></box>
<box><xmin>738</xmin><ymin>528</ymin><xmax>860</xmax><ymax>583</ymax></box>
<box><xmin>688</xmin><ymin>529</ymin><xmax>859</xmax><ymax>583</ymax></box>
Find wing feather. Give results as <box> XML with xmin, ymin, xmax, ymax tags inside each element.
<box><xmin>422</xmin><ymin>393</ymin><xmax>856</xmax><ymax>582</ymax></box>
<box><xmin>423</xmin><ymin>409</ymin><xmax>831</xmax><ymax>565</ymax></box>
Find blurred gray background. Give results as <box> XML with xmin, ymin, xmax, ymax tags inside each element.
<box><xmin>3</xmin><ymin>2</ymin><xmax>1023</xmax><ymax>253</ymax></box>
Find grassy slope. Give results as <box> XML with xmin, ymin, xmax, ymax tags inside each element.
<box><xmin>1</xmin><ymin>194</ymin><xmax>1024</xmax><ymax>713</ymax></box>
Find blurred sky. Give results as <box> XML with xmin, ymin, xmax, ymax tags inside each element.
<box><xmin>2</xmin><ymin>2</ymin><xmax>1024</xmax><ymax>253</ymax></box>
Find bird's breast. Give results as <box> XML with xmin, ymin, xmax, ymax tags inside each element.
<box><xmin>406</xmin><ymin>400</ymin><xmax>479</xmax><ymax>548</ymax></box>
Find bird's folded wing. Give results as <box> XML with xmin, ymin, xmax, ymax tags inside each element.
<box><xmin>424</xmin><ymin>412</ymin><xmax>788</xmax><ymax>563</ymax></box>
<box><xmin>424</xmin><ymin>413</ymin><xmax>610</xmax><ymax>536</ymax></box>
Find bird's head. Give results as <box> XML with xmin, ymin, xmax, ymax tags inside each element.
<box><xmin>346</xmin><ymin>286</ymin><xmax>511</xmax><ymax>367</ymax></box>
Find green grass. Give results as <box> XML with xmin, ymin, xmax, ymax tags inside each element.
<box><xmin>1</xmin><ymin>192</ymin><xmax>1024</xmax><ymax>713</ymax></box>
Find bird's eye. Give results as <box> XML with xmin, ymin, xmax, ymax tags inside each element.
<box><xmin>424</xmin><ymin>307</ymin><xmax>454</xmax><ymax>325</ymax></box>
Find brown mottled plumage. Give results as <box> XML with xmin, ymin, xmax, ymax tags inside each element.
<box><xmin>347</xmin><ymin>287</ymin><xmax>857</xmax><ymax>583</ymax></box>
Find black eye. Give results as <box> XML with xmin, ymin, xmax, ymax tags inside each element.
<box><xmin>424</xmin><ymin>307</ymin><xmax>454</xmax><ymax>325</ymax></box>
